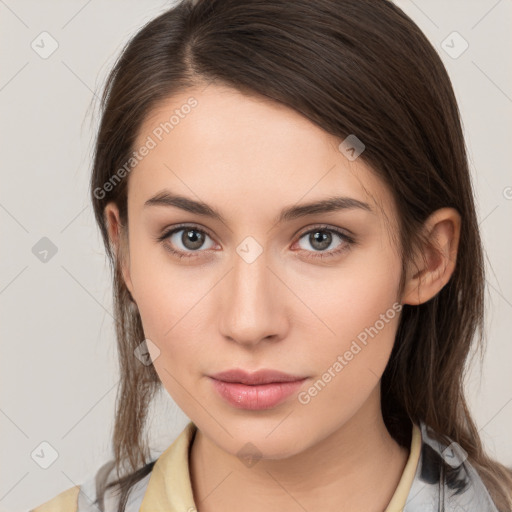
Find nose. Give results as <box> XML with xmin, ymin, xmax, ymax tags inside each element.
<box><xmin>219</xmin><ymin>245</ymin><xmax>288</xmax><ymax>348</ymax></box>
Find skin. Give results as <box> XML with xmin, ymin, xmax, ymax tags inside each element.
<box><xmin>105</xmin><ymin>83</ymin><xmax>460</xmax><ymax>512</ymax></box>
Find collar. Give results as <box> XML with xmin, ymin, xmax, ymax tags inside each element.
<box><xmin>140</xmin><ymin>421</ymin><xmax>197</xmax><ymax>511</ymax></box>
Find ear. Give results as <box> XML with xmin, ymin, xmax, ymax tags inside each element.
<box><xmin>401</xmin><ymin>207</ymin><xmax>461</xmax><ymax>305</ymax></box>
<box><xmin>104</xmin><ymin>202</ymin><xmax>134</xmax><ymax>298</ymax></box>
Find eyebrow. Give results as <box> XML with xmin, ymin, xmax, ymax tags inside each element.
<box><xmin>144</xmin><ymin>190</ymin><xmax>373</xmax><ymax>225</ymax></box>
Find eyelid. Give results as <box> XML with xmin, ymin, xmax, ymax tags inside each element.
<box><xmin>157</xmin><ymin>222</ymin><xmax>354</xmax><ymax>241</ymax></box>
<box><xmin>295</xmin><ymin>223</ymin><xmax>355</xmax><ymax>240</ymax></box>
<box><xmin>155</xmin><ymin>222</ymin><xmax>216</xmax><ymax>243</ymax></box>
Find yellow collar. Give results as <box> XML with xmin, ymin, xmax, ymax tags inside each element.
<box><xmin>141</xmin><ymin>421</ymin><xmax>198</xmax><ymax>512</ymax></box>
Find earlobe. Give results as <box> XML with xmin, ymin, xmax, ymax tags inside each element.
<box><xmin>401</xmin><ymin>208</ymin><xmax>461</xmax><ymax>305</ymax></box>
<box><xmin>104</xmin><ymin>202</ymin><xmax>134</xmax><ymax>298</ymax></box>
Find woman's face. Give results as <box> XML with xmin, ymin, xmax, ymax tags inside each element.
<box><xmin>107</xmin><ymin>83</ymin><xmax>405</xmax><ymax>458</ymax></box>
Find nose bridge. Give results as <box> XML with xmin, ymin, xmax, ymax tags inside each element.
<box><xmin>220</xmin><ymin>238</ymin><xmax>284</xmax><ymax>345</ymax></box>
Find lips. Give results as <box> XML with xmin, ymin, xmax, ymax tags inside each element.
<box><xmin>208</xmin><ymin>368</ymin><xmax>308</xmax><ymax>410</ymax></box>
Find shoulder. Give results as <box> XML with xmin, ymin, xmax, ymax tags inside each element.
<box><xmin>29</xmin><ymin>460</ymin><xmax>122</xmax><ymax>512</ymax></box>
<box><xmin>29</xmin><ymin>452</ymin><xmax>164</xmax><ymax>512</ymax></box>
<box><xmin>30</xmin><ymin>485</ymin><xmax>80</xmax><ymax>512</ymax></box>
<box><xmin>405</xmin><ymin>420</ymin><xmax>500</xmax><ymax>511</ymax></box>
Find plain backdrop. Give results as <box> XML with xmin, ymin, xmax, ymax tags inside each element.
<box><xmin>1</xmin><ymin>1</ymin><xmax>511</xmax><ymax>511</ymax></box>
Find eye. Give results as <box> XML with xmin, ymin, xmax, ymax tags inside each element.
<box><xmin>156</xmin><ymin>224</ymin><xmax>216</xmax><ymax>259</ymax></box>
<box><xmin>156</xmin><ymin>223</ymin><xmax>355</xmax><ymax>261</ymax></box>
<box><xmin>294</xmin><ymin>225</ymin><xmax>354</xmax><ymax>259</ymax></box>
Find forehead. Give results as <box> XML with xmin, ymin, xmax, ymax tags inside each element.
<box><xmin>129</xmin><ymin>84</ymin><xmax>395</xmax><ymax>223</ymax></box>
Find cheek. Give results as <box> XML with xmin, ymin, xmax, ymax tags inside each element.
<box><xmin>131</xmin><ymin>259</ymin><xmax>207</xmax><ymax>414</ymax></box>
<box><xmin>129</xmin><ymin>227</ymin><xmax>189</xmax><ymax>324</ymax></box>
<box><xmin>302</xmin><ymin>242</ymin><xmax>401</xmax><ymax>342</ymax></box>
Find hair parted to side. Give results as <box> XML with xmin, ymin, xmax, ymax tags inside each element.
<box><xmin>88</xmin><ymin>1</ymin><xmax>512</xmax><ymax>510</ymax></box>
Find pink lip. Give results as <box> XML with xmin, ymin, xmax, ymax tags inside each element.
<box><xmin>208</xmin><ymin>369</ymin><xmax>308</xmax><ymax>410</ymax></box>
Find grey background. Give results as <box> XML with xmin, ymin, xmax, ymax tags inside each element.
<box><xmin>0</xmin><ymin>1</ymin><xmax>511</xmax><ymax>511</ymax></box>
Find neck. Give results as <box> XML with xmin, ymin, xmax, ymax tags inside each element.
<box><xmin>189</xmin><ymin>389</ymin><xmax>410</xmax><ymax>512</ymax></box>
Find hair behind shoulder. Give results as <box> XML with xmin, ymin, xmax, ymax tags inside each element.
<box><xmin>89</xmin><ymin>1</ymin><xmax>512</xmax><ymax>510</ymax></box>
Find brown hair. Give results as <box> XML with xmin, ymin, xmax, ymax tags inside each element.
<box><xmin>88</xmin><ymin>0</ymin><xmax>512</xmax><ymax>510</ymax></box>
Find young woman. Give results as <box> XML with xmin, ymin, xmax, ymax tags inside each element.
<box><xmin>30</xmin><ymin>0</ymin><xmax>512</xmax><ymax>511</ymax></box>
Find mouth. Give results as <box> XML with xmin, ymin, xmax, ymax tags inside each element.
<box><xmin>208</xmin><ymin>368</ymin><xmax>308</xmax><ymax>410</ymax></box>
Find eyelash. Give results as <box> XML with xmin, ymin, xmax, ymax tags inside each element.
<box><xmin>155</xmin><ymin>223</ymin><xmax>355</xmax><ymax>261</ymax></box>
